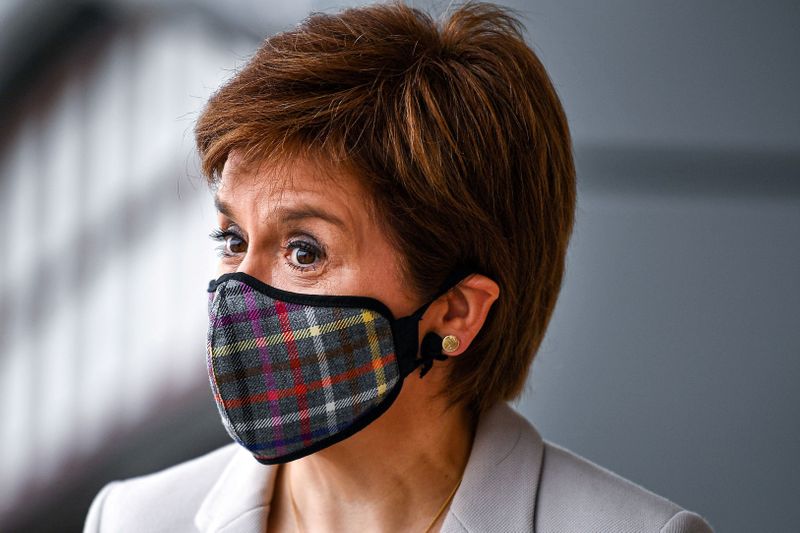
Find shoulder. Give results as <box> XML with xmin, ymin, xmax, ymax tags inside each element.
<box><xmin>83</xmin><ymin>444</ymin><xmax>239</xmax><ymax>533</ymax></box>
<box><xmin>536</xmin><ymin>439</ymin><xmax>713</xmax><ymax>533</ymax></box>
<box><xmin>448</xmin><ymin>402</ymin><xmax>712</xmax><ymax>532</ymax></box>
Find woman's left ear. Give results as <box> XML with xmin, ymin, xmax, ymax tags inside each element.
<box><xmin>426</xmin><ymin>274</ymin><xmax>500</xmax><ymax>356</ymax></box>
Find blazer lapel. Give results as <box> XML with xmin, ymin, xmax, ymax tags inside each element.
<box><xmin>193</xmin><ymin>402</ymin><xmax>543</xmax><ymax>532</ymax></box>
<box><xmin>441</xmin><ymin>402</ymin><xmax>544</xmax><ymax>533</ymax></box>
<box><xmin>194</xmin><ymin>446</ymin><xmax>278</xmax><ymax>533</ymax></box>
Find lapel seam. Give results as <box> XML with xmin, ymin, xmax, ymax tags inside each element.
<box><xmin>531</xmin><ymin>435</ymin><xmax>546</xmax><ymax>533</ymax></box>
<box><xmin>446</xmin><ymin>510</ymin><xmax>469</xmax><ymax>532</ymax></box>
<box><xmin>495</xmin><ymin>423</ymin><xmax>523</xmax><ymax>466</ymax></box>
<box><xmin>448</xmin><ymin>403</ymin><xmax>541</xmax><ymax>531</ymax></box>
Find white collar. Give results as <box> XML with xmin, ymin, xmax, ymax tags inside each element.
<box><xmin>442</xmin><ymin>402</ymin><xmax>544</xmax><ymax>532</ymax></box>
<box><xmin>194</xmin><ymin>445</ymin><xmax>277</xmax><ymax>532</ymax></box>
<box><xmin>194</xmin><ymin>402</ymin><xmax>543</xmax><ymax>532</ymax></box>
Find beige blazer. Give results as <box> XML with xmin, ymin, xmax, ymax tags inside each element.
<box><xmin>83</xmin><ymin>402</ymin><xmax>713</xmax><ymax>532</ymax></box>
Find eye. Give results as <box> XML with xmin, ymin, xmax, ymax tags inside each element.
<box><xmin>286</xmin><ymin>239</ymin><xmax>324</xmax><ymax>271</ymax></box>
<box><xmin>210</xmin><ymin>227</ymin><xmax>247</xmax><ymax>257</ymax></box>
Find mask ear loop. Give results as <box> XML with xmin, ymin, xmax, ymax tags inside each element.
<box><xmin>417</xmin><ymin>331</ymin><xmax>449</xmax><ymax>378</ymax></box>
<box><xmin>391</xmin><ymin>265</ymin><xmax>477</xmax><ymax>379</ymax></box>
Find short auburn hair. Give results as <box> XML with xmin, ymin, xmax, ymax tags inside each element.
<box><xmin>195</xmin><ymin>0</ymin><xmax>576</xmax><ymax>415</ymax></box>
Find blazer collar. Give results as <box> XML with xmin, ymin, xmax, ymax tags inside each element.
<box><xmin>194</xmin><ymin>402</ymin><xmax>543</xmax><ymax>533</ymax></box>
<box><xmin>441</xmin><ymin>402</ymin><xmax>544</xmax><ymax>532</ymax></box>
<box><xmin>194</xmin><ymin>445</ymin><xmax>277</xmax><ymax>533</ymax></box>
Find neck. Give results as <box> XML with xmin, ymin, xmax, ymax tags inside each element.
<box><xmin>282</xmin><ymin>391</ymin><xmax>476</xmax><ymax>532</ymax></box>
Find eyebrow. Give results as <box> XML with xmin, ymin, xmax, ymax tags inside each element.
<box><xmin>213</xmin><ymin>194</ymin><xmax>348</xmax><ymax>230</ymax></box>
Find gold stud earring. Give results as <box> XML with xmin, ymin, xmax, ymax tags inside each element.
<box><xmin>441</xmin><ymin>334</ymin><xmax>460</xmax><ymax>353</ymax></box>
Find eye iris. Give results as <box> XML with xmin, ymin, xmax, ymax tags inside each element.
<box><xmin>295</xmin><ymin>247</ymin><xmax>316</xmax><ymax>265</ymax></box>
<box><xmin>227</xmin><ymin>236</ymin><xmax>245</xmax><ymax>254</ymax></box>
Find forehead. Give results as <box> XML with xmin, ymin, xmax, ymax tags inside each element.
<box><xmin>216</xmin><ymin>151</ymin><xmax>374</xmax><ymax>216</ymax></box>
<box><xmin>219</xmin><ymin>150</ymin><xmax>338</xmax><ymax>194</ymax></box>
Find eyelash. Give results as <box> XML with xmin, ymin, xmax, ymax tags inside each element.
<box><xmin>208</xmin><ymin>227</ymin><xmax>325</xmax><ymax>272</ymax></box>
<box><xmin>209</xmin><ymin>228</ymin><xmax>243</xmax><ymax>258</ymax></box>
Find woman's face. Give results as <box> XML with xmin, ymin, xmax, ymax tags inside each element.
<box><xmin>211</xmin><ymin>151</ymin><xmax>485</xmax><ymax>459</ymax></box>
<box><xmin>212</xmin><ymin>151</ymin><xmax>423</xmax><ymax>319</ymax></box>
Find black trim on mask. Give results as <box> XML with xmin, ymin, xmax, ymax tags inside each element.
<box><xmin>208</xmin><ymin>272</ymin><xmax>398</xmax><ymax>320</ymax></box>
<box><xmin>207</xmin><ymin>265</ymin><xmax>474</xmax><ymax>315</ymax></box>
<box><xmin>392</xmin><ymin>264</ymin><xmax>476</xmax><ymax>377</ymax></box>
<box><xmin>251</xmin><ymin>374</ymin><xmax>405</xmax><ymax>465</ymax></box>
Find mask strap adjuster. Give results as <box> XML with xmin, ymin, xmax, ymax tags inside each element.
<box><xmin>417</xmin><ymin>331</ymin><xmax>449</xmax><ymax>378</ymax></box>
<box><xmin>393</xmin><ymin>264</ymin><xmax>478</xmax><ymax>379</ymax></box>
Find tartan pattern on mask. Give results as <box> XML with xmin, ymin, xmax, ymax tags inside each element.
<box><xmin>207</xmin><ymin>278</ymin><xmax>400</xmax><ymax>462</ymax></box>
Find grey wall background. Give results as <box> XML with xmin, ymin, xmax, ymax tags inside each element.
<box><xmin>1</xmin><ymin>1</ymin><xmax>797</xmax><ymax>532</ymax></box>
<box><xmin>509</xmin><ymin>3</ymin><xmax>799</xmax><ymax>533</ymax></box>
<box><xmin>507</xmin><ymin>2</ymin><xmax>800</xmax><ymax>533</ymax></box>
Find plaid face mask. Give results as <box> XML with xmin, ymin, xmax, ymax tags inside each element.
<box><xmin>206</xmin><ymin>267</ymin><xmax>472</xmax><ymax>464</ymax></box>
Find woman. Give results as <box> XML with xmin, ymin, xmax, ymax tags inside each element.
<box><xmin>85</xmin><ymin>1</ymin><xmax>712</xmax><ymax>531</ymax></box>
